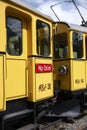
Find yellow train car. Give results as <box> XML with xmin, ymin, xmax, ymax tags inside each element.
<box><xmin>2</xmin><ymin>0</ymin><xmax>87</xmax><ymax>128</ymax></box>
<box><xmin>0</xmin><ymin>0</ymin><xmax>53</xmax><ymax>129</ymax></box>
<box><xmin>52</xmin><ymin>22</ymin><xmax>87</xmax><ymax>117</ymax></box>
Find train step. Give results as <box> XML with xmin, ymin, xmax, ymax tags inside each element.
<box><xmin>3</xmin><ymin>109</ymin><xmax>34</xmax><ymax>121</ymax></box>
<box><xmin>16</xmin><ymin>123</ymin><xmax>39</xmax><ymax>130</ymax></box>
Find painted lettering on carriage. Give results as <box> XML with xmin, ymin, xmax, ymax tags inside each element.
<box><xmin>35</xmin><ymin>64</ymin><xmax>52</xmax><ymax>73</ymax></box>
<box><xmin>75</xmin><ymin>79</ymin><xmax>84</xmax><ymax>84</ymax></box>
<box><xmin>39</xmin><ymin>83</ymin><xmax>51</xmax><ymax>91</ymax></box>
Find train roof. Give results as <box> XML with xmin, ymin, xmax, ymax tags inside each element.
<box><xmin>68</xmin><ymin>23</ymin><xmax>87</xmax><ymax>33</ymax></box>
<box><xmin>55</xmin><ymin>21</ymin><xmax>87</xmax><ymax>33</ymax></box>
<box><xmin>4</xmin><ymin>0</ymin><xmax>53</xmax><ymax>21</ymax></box>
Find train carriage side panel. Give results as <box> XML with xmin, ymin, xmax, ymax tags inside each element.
<box><xmin>0</xmin><ymin>1</ymin><xmax>6</xmax><ymax>111</ymax></box>
<box><xmin>28</xmin><ymin>57</ymin><xmax>53</xmax><ymax>102</ymax></box>
<box><xmin>71</xmin><ymin>60</ymin><xmax>86</xmax><ymax>91</ymax></box>
<box><xmin>28</xmin><ymin>18</ymin><xmax>53</xmax><ymax>102</ymax></box>
<box><xmin>0</xmin><ymin>55</ymin><xmax>6</xmax><ymax>110</ymax></box>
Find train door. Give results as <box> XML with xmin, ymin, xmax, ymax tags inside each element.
<box><xmin>6</xmin><ymin>15</ymin><xmax>28</xmax><ymax>100</ymax></box>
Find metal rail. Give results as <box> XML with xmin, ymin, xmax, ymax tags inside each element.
<box><xmin>40</xmin><ymin>119</ymin><xmax>62</xmax><ymax>130</ymax></box>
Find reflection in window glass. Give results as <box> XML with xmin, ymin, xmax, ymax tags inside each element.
<box><xmin>53</xmin><ymin>32</ymin><xmax>68</xmax><ymax>59</ymax></box>
<box><xmin>72</xmin><ymin>32</ymin><xmax>83</xmax><ymax>58</ymax></box>
<box><xmin>36</xmin><ymin>20</ymin><xmax>50</xmax><ymax>56</ymax></box>
<box><xmin>7</xmin><ymin>16</ymin><xmax>22</xmax><ymax>56</ymax></box>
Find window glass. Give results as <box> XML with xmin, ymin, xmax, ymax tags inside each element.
<box><xmin>7</xmin><ymin>16</ymin><xmax>22</xmax><ymax>56</ymax></box>
<box><xmin>72</xmin><ymin>32</ymin><xmax>83</xmax><ymax>58</ymax></box>
<box><xmin>36</xmin><ymin>20</ymin><xmax>50</xmax><ymax>56</ymax></box>
<box><xmin>53</xmin><ymin>32</ymin><xmax>68</xmax><ymax>59</ymax></box>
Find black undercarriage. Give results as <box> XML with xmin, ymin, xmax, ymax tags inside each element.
<box><xmin>0</xmin><ymin>89</ymin><xmax>87</xmax><ymax>130</ymax></box>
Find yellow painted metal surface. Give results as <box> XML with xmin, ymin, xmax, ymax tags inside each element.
<box><xmin>6</xmin><ymin>60</ymin><xmax>28</xmax><ymax>100</ymax></box>
<box><xmin>0</xmin><ymin>2</ymin><xmax>6</xmax><ymax>52</ymax></box>
<box><xmin>28</xmin><ymin>58</ymin><xmax>53</xmax><ymax>102</ymax></box>
<box><xmin>54</xmin><ymin>60</ymin><xmax>71</xmax><ymax>90</ymax></box>
<box><xmin>54</xmin><ymin>60</ymin><xmax>86</xmax><ymax>91</ymax></box>
<box><xmin>35</xmin><ymin>59</ymin><xmax>53</xmax><ymax>101</ymax></box>
<box><xmin>0</xmin><ymin>55</ymin><xmax>6</xmax><ymax>110</ymax></box>
<box><xmin>71</xmin><ymin>60</ymin><xmax>86</xmax><ymax>90</ymax></box>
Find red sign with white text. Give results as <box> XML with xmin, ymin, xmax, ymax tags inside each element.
<box><xmin>35</xmin><ymin>64</ymin><xmax>52</xmax><ymax>73</ymax></box>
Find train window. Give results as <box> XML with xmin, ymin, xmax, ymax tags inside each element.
<box><xmin>53</xmin><ymin>32</ymin><xmax>68</xmax><ymax>59</ymax></box>
<box><xmin>7</xmin><ymin>16</ymin><xmax>22</xmax><ymax>56</ymax></box>
<box><xmin>72</xmin><ymin>32</ymin><xmax>83</xmax><ymax>58</ymax></box>
<box><xmin>36</xmin><ymin>20</ymin><xmax>50</xmax><ymax>56</ymax></box>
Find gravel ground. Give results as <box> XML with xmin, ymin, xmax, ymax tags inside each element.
<box><xmin>58</xmin><ymin>114</ymin><xmax>87</xmax><ymax>130</ymax></box>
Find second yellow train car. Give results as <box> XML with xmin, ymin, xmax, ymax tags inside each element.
<box><xmin>52</xmin><ymin>21</ymin><xmax>87</xmax><ymax>117</ymax></box>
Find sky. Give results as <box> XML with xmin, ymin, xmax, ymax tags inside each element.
<box><xmin>19</xmin><ymin>0</ymin><xmax>87</xmax><ymax>25</ymax></box>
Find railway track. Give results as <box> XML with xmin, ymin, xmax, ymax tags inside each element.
<box><xmin>17</xmin><ymin>110</ymin><xmax>87</xmax><ymax>130</ymax></box>
<box><xmin>39</xmin><ymin>119</ymin><xmax>62</xmax><ymax>130</ymax></box>
<box><xmin>39</xmin><ymin>111</ymin><xmax>87</xmax><ymax>130</ymax></box>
